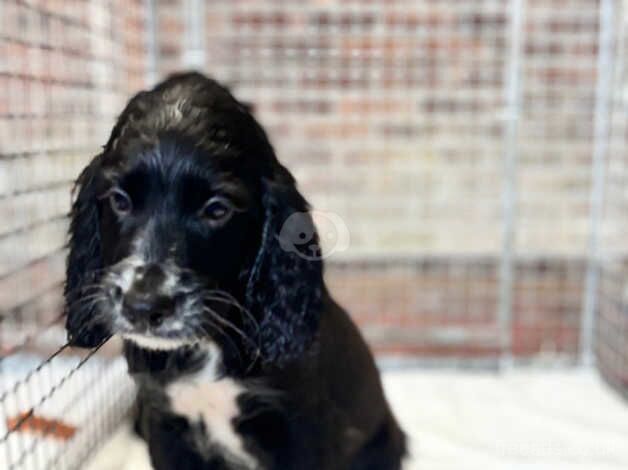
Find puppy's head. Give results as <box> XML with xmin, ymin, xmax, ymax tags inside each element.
<box><xmin>64</xmin><ymin>72</ymin><xmax>323</xmax><ymax>367</ymax></box>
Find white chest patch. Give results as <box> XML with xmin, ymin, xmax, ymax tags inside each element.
<box><xmin>166</xmin><ymin>345</ymin><xmax>257</xmax><ymax>469</ymax></box>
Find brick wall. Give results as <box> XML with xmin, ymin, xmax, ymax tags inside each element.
<box><xmin>597</xmin><ymin>261</ymin><xmax>628</xmax><ymax>399</ymax></box>
<box><xmin>152</xmin><ymin>0</ymin><xmax>603</xmax><ymax>257</ymax></box>
<box><xmin>517</xmin><ymin>0</ymin><xmax>598</xmax><ymax>253</ymax></box>
<box><xmin>156</xmin><ymin>0</ymin><xmax>509</xmax><ymax>255</ymax></box>
<box><xmin>596</xmin><ymin>5</ymin><xmax>628</xmax><ymax>398</ymax></box>
<box><xmin>0</xmin><ymin>0</ymin><xmax>148</xmax><ymax>350</ymax></box>
<box><xmin>146</xmin><ymin>0</ymin><xmax>604</xmax><ymax>363</ymax></box>
<box><xmin>0</xmin><ymin>5</ymin><xmax>148</xmax><ymax>466</ymax></box>
<box><xmin>327</xmin><ymin>256</ymin><xmax>583</xmax><ymax>361</ymax></box>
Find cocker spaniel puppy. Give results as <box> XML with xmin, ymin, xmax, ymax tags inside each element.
<box><xmin>64</xmin><ymin>72</ymin><xmax>406</xmax><ymax>470</ymax></box>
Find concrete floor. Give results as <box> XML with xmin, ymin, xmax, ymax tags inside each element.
<box><xmin>86</xmin><ymin>368</ymin><xmax>628</xmax><ymax>470</ymax></box>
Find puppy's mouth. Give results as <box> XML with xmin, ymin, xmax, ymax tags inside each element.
<box><xmin>91</xmin><ymin>257</ymin><xmax>251</xmax><ymax>351</ymax></box>
<box><xmin>114</xmin><ymin>295</ymin><xmax>235</xmax><ymax>350</ymax></box>
<box><xmin>116</xmin><ymin>300</ymin><xmax>190</xmax><ymax>346</ymax></box>
<box><xmin>97</xmin><ymin>257</ymin><xmax>205</xmax><ymax>349</ymax></box>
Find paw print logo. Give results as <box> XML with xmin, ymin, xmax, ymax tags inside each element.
<box><xmin>277</xmin><ymin>210</ymin><xmax>350</xmax><ymax>260</ymax></box>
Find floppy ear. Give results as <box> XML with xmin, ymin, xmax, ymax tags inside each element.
<box><xmin>64</xmin><ymin>155</ymin><xmax>109</xmax><ymax>347</ymax></box>
<box><xmin>244</xmin><ymin>163</ymin><xmax>324</xmax><ymax>367</ymax></box>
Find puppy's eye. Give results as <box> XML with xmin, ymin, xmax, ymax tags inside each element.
<box><xmin>108</xmin><ymin>189</ymin><xmax>132</xmax><ymax>216</ymax></box>
<box><xmin>200</xmin><ymin>197</ymin><xmax>233</xmax><ymax>224</ymax></box>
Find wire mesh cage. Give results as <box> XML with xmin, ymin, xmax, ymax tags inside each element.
<box><xmin>1</xmin><ymin>0</ymin><xmax>145</xmax><ymax>467</ymax></box>
<box><xmin>1</xmin><ymin>0</ymin><xmax>628</xmax><ymax>468</ymax></box>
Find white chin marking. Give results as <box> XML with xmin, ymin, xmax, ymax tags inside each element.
<box><xmin>123</xmin><ymin>333</ymin><xmax>191</xmax><ymax>350</ymax></box>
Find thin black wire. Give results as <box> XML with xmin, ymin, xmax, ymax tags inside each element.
<box><xmin>1</xmin><ymin>2</ymin><xmax>141</xmax><ymax>468</ymax></box>
<box><xmin>0</xmin><ymin>344</ymin><xmax>70</xmax><ymax>411</ymax></box>
<box><xmin>8</xmin><ymin>350</ymin><xmax>107</xmax><ymax>470</ymax></box>
<box><xmin>1</xmin><ymin>337</ymin><xmax>111</xmax><ymax>452</ymax></box>
<box><xmin>46</xmin><ymin>357</ymin><xmax>133</xmax><ymax>470</ymax></box>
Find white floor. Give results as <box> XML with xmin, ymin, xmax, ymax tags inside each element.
<box><xmin>86</xmin><ymin>369</ymin><xmax>628</xmax><ymax>470</ymax></box>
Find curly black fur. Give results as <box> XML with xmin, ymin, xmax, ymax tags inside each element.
<box><xmin>64</xmin><ymin>154</ymin><xmax>108</xmax><ymax>347</ymax></box>
<box><xmin>244</xmin><ymin>175</ymin><xmax>323</xmax><ymax>366</ymax></box>
<box><xmin>64</xmin><ymin>72</ymin><xmax>406</xmax><ymax>469</ymax></box>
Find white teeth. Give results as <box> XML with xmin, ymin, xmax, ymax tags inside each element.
<box><xmin>122</xmin><ymin>333</ymin><xmax>193</xmax><ymax>350</ymax></box>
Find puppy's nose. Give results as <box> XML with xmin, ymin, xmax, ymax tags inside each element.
<box><xmin>123</xmin><ymin>292</ymin><xmax>175</xmax><ymax>328</ymax></box>
<box><xmin>133</xmin><ymin>263</ymin><xmax>166</xmax><ymax>290</ymax></box>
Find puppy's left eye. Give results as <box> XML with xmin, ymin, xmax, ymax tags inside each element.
<box><xmin>200</xmin><ymin>197</ymin><xmax>233</xmax><ymax>224</ymax></box>
<box><xmin>106</xmin><ymin>188</ymin><xmax>133</xmax><ymax>216</ymax></box>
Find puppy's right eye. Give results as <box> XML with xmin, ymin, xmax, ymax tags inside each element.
<box><xmin>108</xmin><ymin>189</ymin><xmax>132</xmax><ymax>216</ymax></box>
<box><xmin>199</xmin><ymin>196</ymin><xmax>234</xmax><ymax>225</ymax></box>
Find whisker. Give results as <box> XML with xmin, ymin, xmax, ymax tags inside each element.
<box><xmin>65</xmin><ymin>292</ymin><xmax>106</xmax><ymax>310</ymax></box>
<box><xmin>72</xmin><ymin>308</ymin><xmax>108</xmax><ymax>342</ymax></box>
<box><xmin>200</xmin><ymin>307</ymin><xmax>263</xmax><ymax>368</ymax></box>
<box><xmin>197</xmin><ymin>289</ymin><xmax>263</xmax><ymax>364</ymax></box>
<box><xmin>244</xmin><ymin>347</ymin><xmax>261</xmax><ymax>374</ymax></box>
<box><xmin>200</xmin><ymin>289</ymin><xmax>260</xmax><ymax>333</ymax></box>
<box><xmin>64</xmin><ymin>283</ymin><xmax>103</xmax><ymax>297</ymax></box>
<box><xmin>204</xmin><ymin>295</ymin><xmax>259</xmax><ymax>331</ymax></box>
<box><xmin>200</xmin><ymin>306</ymin><xmax>252</xmax><ymax>344</ymax></box>
<box><xmin>196</xmin><ymin>320</ymin><xmax>243</xmax><ymax>364</ymax></box>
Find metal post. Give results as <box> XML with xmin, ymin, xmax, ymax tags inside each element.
<box><xmin>145</xmin><ymin>0</ymin><xmax>158</xmax><ymax>86</ymax></box>
<box><xmin>183</xmin><ymin>0</ymin><xmax>206</xmax><ymax>69</ymax></box>
<box><xmin>580</xmin><ymin>0</ymin><xmax>616</xmax><ymax>367</ymax></box>
<box><xmin>498</xmin><ymin>0</ymin><xmax>525</xmax><ymax>370</ymax></box>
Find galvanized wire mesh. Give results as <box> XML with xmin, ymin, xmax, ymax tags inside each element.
<box><xmin>151</xmin><ymin>0</ymin><xmax>597</xmax><ymax>363</ymax></box>
<box><xmin>1</xmin><ymin>0</ymin><xmax>628</xmax><ymax>468</ymax></box>
<box><xmin>0</xmin><ymin>1</ymin><xmax>145</xmax><ymax>468</ymax></box>
<box><xmin>146</xmin><ymin>0</ymin><xmax>628</xmax><ymax>387</ymax></box>
<box><xmin>597</xmin><ymin>0</ymin><xmax>628</xmax><ymax>400</ymax></box>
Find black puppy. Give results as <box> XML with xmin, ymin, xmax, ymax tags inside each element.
<box><xmin>64</xmin><ymin>72</ymin><xmax>406</xmax><ymax>470</ymax></box>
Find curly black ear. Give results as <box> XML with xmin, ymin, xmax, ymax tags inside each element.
<box><xmin>64</xmin><ymin>155</ymin><xmax>109</xmax><ymax>347</ymax></box>
<box><xmin>245</xmin><ymin>163</ymin><xmax>324</xmax><ymax>367</ymax></box>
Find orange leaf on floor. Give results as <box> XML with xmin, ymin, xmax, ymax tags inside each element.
<box><xmin>6</xmin><ymin>413</ymin><xmax>77</xmax><ymax>441</ymax></box>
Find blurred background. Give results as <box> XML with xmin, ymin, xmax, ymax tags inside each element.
<box><xmin>1</xmin><ymin>0</ymin><xmax>628</xmax><ymax>469</ymax></box>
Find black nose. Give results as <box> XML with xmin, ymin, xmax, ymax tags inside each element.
<box><xmin>122</xmin><ymin>292</ymin><xmax>174</xmax><ymax>328</ymax></box>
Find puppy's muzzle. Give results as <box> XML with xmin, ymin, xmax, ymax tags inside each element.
<box><xmin>120</xmin><ymin>263</ymin><xmax>176</xmax><ymax>328</ymax></box>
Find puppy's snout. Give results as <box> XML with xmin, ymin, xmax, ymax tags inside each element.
<box><xmin>122</xmin><ymin>263</ymin><xmax>175</xmax><ymax>328</ymax></box>
<box><xmin>123</xmin><ymin>291</ymin><xmax>175</xmax><ymax>327</ymax></box>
